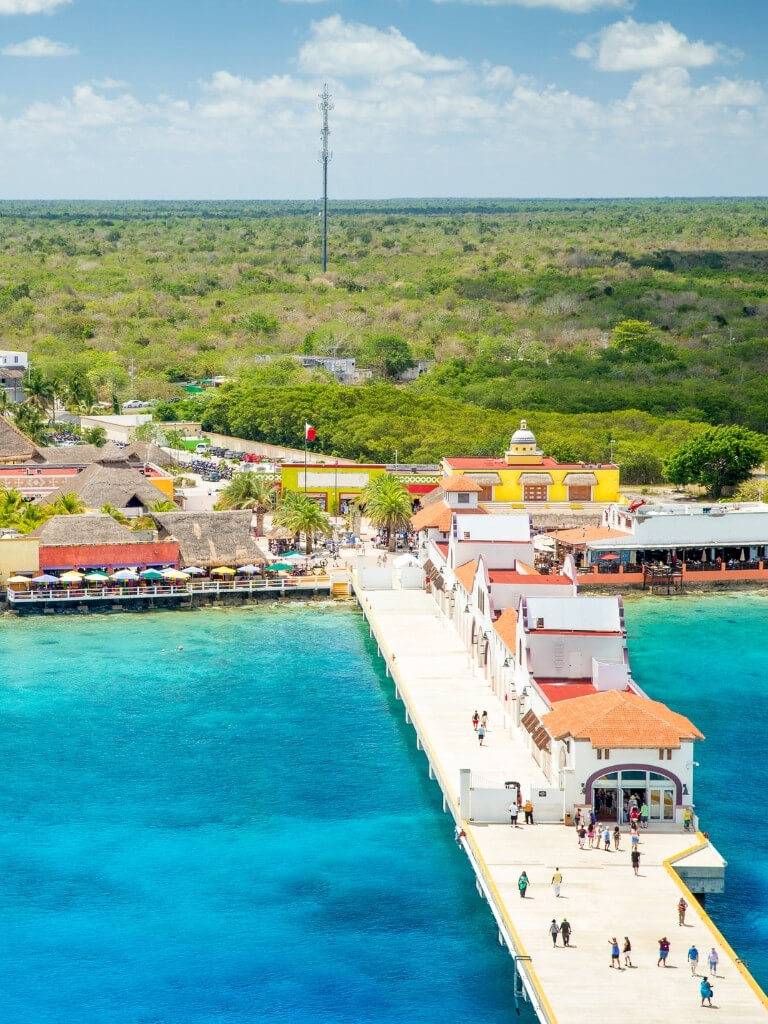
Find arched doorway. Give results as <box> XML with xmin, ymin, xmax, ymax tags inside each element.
<box><xmin>585</xmin><ymin>765</ymin><xmax>682</xmax><ymax>824</ymax></box>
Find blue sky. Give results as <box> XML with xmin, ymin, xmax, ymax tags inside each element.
<box><xmin>0</xmin><ymin>0</ymin><xmax>766</xmax><ymax>198</ymax></box>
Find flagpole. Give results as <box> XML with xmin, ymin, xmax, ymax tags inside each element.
<box><xmin>304</xmin><ymin>434</ymin><xmax>307</xmax><ymax>493</ymax></box>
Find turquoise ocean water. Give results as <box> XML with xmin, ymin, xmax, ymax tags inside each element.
<box><xmin>624</xmin><ymin>591</ymin><xmax>768</xmax><ymax>994</ymax></box>
<box><xmin>0</xmin><ymin>606</ymin><xmax>522</xmax><ymax>1024</ymax></box>
<box><xmin>0</xmin><ymin>596</ymin><xmax>765</xmax><ymax>1021</ymax></box>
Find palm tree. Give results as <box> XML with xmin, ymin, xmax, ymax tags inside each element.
<box><xmin>101</xmin><ymin>503</ymin><xmax>129</xmax><ymax>526</ymax></box>
<box><xmin>15</xmin><ymin>503</ymin><xmax>49</xmax><ymax>534</ymax></box>
<box><xmin>216</xmin><ymin>474</ymin><xmax>276</xmax><ymax>534</ymax></box>
<box><xmin>82</xmin><ymin>426</ymin><xmax>108</xmax><ymax>448</ymax></box>
<box><xmin>0</xmin><ymin>488</ymin><xmax>27</xmax><ymax>528</ymax></box>
<box><xmin>0</xmin><ymin>390</ymin><xmax>11</xmax><ymax>414</ymax></box>
<box><xmin>12</xmin><ymin>403</ymin><xmax>47</xmax><ymax>445</ymax></box>
<box><xmin>274</xmin><ymin>490</ymin><xmax>332</xmax><ymax>555</ymax></box>
<box><xmin>149</xmin><ymin>499</ymin><xmax>179</xmax><ymax>512</ymax></box>
<box><xmin>359</xmin><ymin>474</ymin><xmax>414</xmax><ymax>551</ymax></box>
<box><xmin>23</xmin><ymin>368</ymin><xmax>54</xmax><ymax>420</ymax></box>
<box><xmin>46</xmin><ymin>492</ymin><xmax>86</xmax><ymax>516</ymax></box>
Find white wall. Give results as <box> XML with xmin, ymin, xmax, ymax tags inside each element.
<box><xmin>527</xmin><ymin>634</ymin><xmax>626</xmax><ymax>678</ymax></box>
<box><xmin>491</xmin><ymin>581</ymin><xmax>574</xmax><ymax>612</ymax></box>
<box><xmin>450</xmin><ymin>540</ymin><xmax>534</xmax><ymax>568</ymax></box>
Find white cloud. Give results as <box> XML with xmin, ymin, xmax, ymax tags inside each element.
<box><xmin>433</xmin><ymin>0</ymin><xmax>627</xmax><ymax>12</ymax></box>
<box><xmin>574</xmin><ymin>19</ymin><xmax>727</xmax><ymax>72</ymax></box>
<box><xmin>2</xmin><ymin>35</ymin><xmax>77</xmax><ymax>56</ymax></box>
<box><xmin>90</xmin><ymin>77</ymin><xmax>128</xmax><ymax>90</ymax></box>
<box><xmin>0</xmin><ymin>15</ymin><xmax>766</xmax><ymax>198</ymax></box>
<box><xmin>298</xmin><ymin>15</ymin><xmax>464</xmax><ymax>76</ymax></box>
<box><xmin>0</xmin><ymin>0</ymin><xmax>70</xmax><ymax>12</ymax></box>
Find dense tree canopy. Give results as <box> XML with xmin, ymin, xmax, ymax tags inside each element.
<box><xmin>664</xmin><ymin>426</ymin><xmax>766</xmax><ymax>497</ymax></box>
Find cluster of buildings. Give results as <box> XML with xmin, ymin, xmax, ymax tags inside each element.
<box><xmin>0</xmin><ymin>350</ymin><xmax>27</xmax><ymax>404</ymax></box>
<box><xmin>411</xmin><ymin>423</ymin><xmax>705</xmax><ymax>827</ymax></box>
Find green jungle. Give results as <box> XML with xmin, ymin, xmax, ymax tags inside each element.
<box><xmin>3</xmin><ymin>198</ymin><xmax>768</xmax><ymax>482</ymax></box>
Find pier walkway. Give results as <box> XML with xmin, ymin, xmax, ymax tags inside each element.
<box><xmin>354</xmin><ymin>584</ymin><xmax>768</xmax><ymax>1023</ymax></box>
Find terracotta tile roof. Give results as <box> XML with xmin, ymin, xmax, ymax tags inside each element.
<box><xmin>411</xmin><ymin>500</ymin><xmax>450</xmax><ymax>531</ymax></box>
<box><xmin>493</xmin><ymin>606</ymin><xmax>518</xmax><ymax>648</ymax></box>
<box><xmin>412</xmin><ymin>502</ymin><xmax>487</xmax><ymax>533</ymax></box>
<box><xmin>489</xmin><ymin>569</ymin><xmax>572</xmax><ymax>585</ymax></box>
<box><xmin>541</xmin><ymin>690</ymin><xmax>704</xmax><ymax>749</ymax></box>
<box><xmin>547</xmin><ymin>526</ymin><xmax>628</xmax><ymax>546</ymax></box>
<box><xmin>453</xmin><ymin>559</ymin><xmax>478</xmax><ymax>594</ymax></box>
<box><xmin>441</xmin><ymin>475</ymin><xmax>484</xmax><ymax>493</ymax></box>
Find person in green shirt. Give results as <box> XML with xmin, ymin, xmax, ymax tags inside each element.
<box><xmin>518</xmin><ymin>871</ymin><xmax>529</xmax><ymax>898</ymax></box>
<box><xmin>640</xmin><ymin>802</ymin><xmax>649</xmax><ymax>829</ymax></box>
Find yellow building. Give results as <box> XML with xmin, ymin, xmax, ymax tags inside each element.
<box><xmin>442</xmin><ymin>421</ymin><xmax>621</xmax><ymax>505</ymax></box>
<box><xmin>0</xmin><ymin>534</ymin><xmax>40</xmax><ymax>585</ymax></box>
<box><xmin>279</xmin><ymin>463</ymin><xmax>441</xmax><ymax>514</ymax></box>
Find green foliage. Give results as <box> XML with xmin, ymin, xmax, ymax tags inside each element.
<box><xmin>359</xmin><ymin>333</ymin><xmax>414</xmax><ymax>378</ymax></box>
<box><xmin>274</xmin><ymin>490</ymin><xmax>332</xmax><ymax>554</ymax></box>
<box><xmin>12</xmin><ymin>403</ymin><xmax>47</xmax><ymax>444</ymax></box>
<box><xmin>359</xmin><ymin>474</ymin><xmax>413</xmax><ymax>551</ymax></box>
<box><xmin>239</xmin><ymin>311</ymin><xmax>279</xmax><ymax>336</ymax></box>
<box><xmin>45</xmin><ymin>492</ymin><xmax>87</xmax><ymax>516</ymax></box>
<box><xmin>664</xmin><ymin>425</ymin><xmax>766</xmax><ymax>497</ymax></box>
<box><xmin>82</xmin><ymin>426</ymin><xmax>108</xmax><ymax>447</ymax></box>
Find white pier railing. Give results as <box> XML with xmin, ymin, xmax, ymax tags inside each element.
<box><xmin>6</xmin><ymin>576</ymin><xmax>333</xmax><ymax>604</ymax></box>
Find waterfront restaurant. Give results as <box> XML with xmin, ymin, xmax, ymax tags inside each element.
<box><xmin>31</xmin><ymin>514</ymin><xmax>180</xmax><ymax>574</ymax></box>
<box><xmin>584</xmin><ymin>502</ymin><xmax>768</xmax><ymax>573</ymax></box>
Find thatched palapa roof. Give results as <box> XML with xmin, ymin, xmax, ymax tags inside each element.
<box><xmin>122</xmin><ymin>441</ymin><xmax>174</xmax><ymax>468</ymax></box>
<box><xmin>0</xmin><ymin>415</ymin><xmax>37</xmax><ymax>463</ymax></box>
<box><xmin>31</xmin><ymin>513</ymin><xmax>155</xmax><ymax>545</ymax></box>
<box><xmin>266</xmin><ymin>525</ymin><xmax>294</xmax><ymax>540</ymax></box>
<box><xmin>38</xmin><ymin>463</ymin><xmax>168</xmax><ymax>510</ymax></box>
<box><xmin>152</xmin><ymin>510</ymin><xmax>267</xmax><ymax>568</ymax></box>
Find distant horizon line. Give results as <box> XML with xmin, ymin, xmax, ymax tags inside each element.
<box><xmin>0</xmin><ymin>195</ymin><xmax>767</xmax><ymax>203</ymax></box>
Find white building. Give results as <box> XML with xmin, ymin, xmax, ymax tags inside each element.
<box><xmin>541</xmin><ymin>689</ymin><xmax>703</xmax><ymax>826</ymax></box>
<box><xmin>0</xmin><ymin>350</ymin><xmax>27</xmax><ymax>403</ymax></box>
<box><xmin>587</xmin><ymin>501</ymin><xmax>768</xmax><ymax>565</ymax></box>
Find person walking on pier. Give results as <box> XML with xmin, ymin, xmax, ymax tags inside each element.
<box><xmin>707</xmin><ymin>948</ymin><xmax>719</xmax><ymax>976</ymax></box>
<box><xmin>640</xmin><ymin>801</ymin><xmax>649</xmax><ymax>829</ymax></box>
<box><xmin>602</xmin><ymin>826</ymin><xmax>611</xmax><ymax>851</ymax></box>
<box><xmin>481</xmin><ymin>710</ymin><xmax>488</xmax><ymax>729</ymax></box>
<box><xmin>518</xmin><ymin>871</ymin><xmax>529</xmax><ymax>898</ymax></box>
<box><xmin>688</xmin><ymin>944</ymin><xmax>700</xmax><ymax>975</ymax></box>
<box><xmin>587</xmin><ymin>822</ymin><xmax>595</xmax><ymax>848</ymax></box>
<box><xmin>609</xmin><ymin>937</ymin><xmax>622</xmax><ymax>969</ymax></box>
<box><xmin>509</xmin><ymin>799</ymin><xmax>519</xmax><ymax>828</ymax></box>
<box><xmin>613</xmin><ymin>826</ymin><xmax>621</xmax><ymax>851</ymax></box>
<box><xmin>631</xmin><ymin>848</ymin><xmax>641</xmax><ymax>875</ymax></box>
<box><xmin>678</xmin><ymin>897</ymin><xmax>688</xmax><ymax>926</ymax></box>
<box><xmin>657</xmin><ymin>936</ymin><xmax>671</xmax><ymax>967</ymax></box>
<box><xmin>549</xmin><ymin>920</ymin><xmax>560</xmax><ymax>947</ymax></box>
<box><xmin>551</xmin><ymin>868</ymin><xmax>563</xmax><ymax>897</ymax></box>
<box><xmin>700</xmin><ymin>977</ymin><xmax>714</xmax><ymax>1007</ymax></box>
<box><xmin>477</xmin><ymin>723</ymin><xmax>486</xmax><ymax>746</ymax></box>
<box><xmin>472</xmin><ymin>710</ymin><xmax>479</xmax><ymax>731</ymax></box>
<box><xmin>623</xmin><ymin>936</ymin><xmax>633</xmax><ymax>967</ymax></box>
<box><xmin>577</xmin><ymin>825</ymin><xmax>586</xmax><ymax>849</ymax></box>
<box><xmin>560</xmin><ymin>919</ymin><xmax>571</xmax><ymax>946</ymax></box>
<box><xmin>524</xmin><ymin>799</ymin><xmax>534</xmax><ymax>825</ymax></box>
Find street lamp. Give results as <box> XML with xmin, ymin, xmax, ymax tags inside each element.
<box><xmin>609</xmin><ymin>439</ymin><xmax>616</xmax><ymax>464</ymax></box>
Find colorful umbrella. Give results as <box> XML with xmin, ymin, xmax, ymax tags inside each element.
<box><xmin>266</xmin><ymin>562</ymin><xmax>294</xmax><ymax>572</ymax></box>
<box><xmin>183</xmin><ymin>566</ymin><xmax>206</xmax><ymax>575</ymax></box>
<box><xmin>84</xmin><ymin>572</ymin><xmax>109</xmax><ymax>583</ymax></box>
<box><xmin>8</xmin><ymin>575</ymin><xmax>32</xmax><ymax>584</ymax></box>
<box><xmin>210</xmin><ymin>566</ymin><xmax>236</xmax><ymax>575</ymax></box>
<box><xmin>111</xmin><ymin>569</ymin><xmax>139</xmax><ymax>581</ymax></box>
<box><xmin>140</xmin><ymin>568</ymin><xmax>164</xmax><ymax>580</ymax></box>
<box><xmin>60</xmin><ymin>570</ymin><xmax>84</xmax><ymax>582</ymax></box>
<box><xmin>33</xmin><ymin>573</ymin><xmax>60</xmax><ymax>584</ymax></box>
<box><xmin>161</xmin><ymin>568</ymin><xmax>190</xmax><ymax>580</ymax></box>
<box><xmin>237</xmin><ymin>564</ymin><xmax>261</xmax><ymax>574</ymax></box>
<box><xmin>597</xmin><ymin>553</ymin><xmax>620</xmax><ymax>561</ymax></box>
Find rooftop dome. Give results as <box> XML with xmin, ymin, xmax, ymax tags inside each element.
<box><xmin>510</xmin><ymin>419</ymin><xmax>536</xmax><ymax>446</ymax></box>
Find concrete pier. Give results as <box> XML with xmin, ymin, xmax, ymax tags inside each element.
<box><xmin>354</xmin><ymin>583</ymin><xmax>768</xmax><ymax>1024</ymax></box>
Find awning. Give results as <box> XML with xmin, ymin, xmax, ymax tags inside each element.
<box><xmin>563</xmin><ymin>472</ymin><xmax>598</xmax><ymax>486</ymax></box>
<box><xmin>522</xmin><ymin>709</ymin><xmax>541</xmax><ymax>734</ymax></box>
<box><xmin>423</xmin><ymin>558</ymin><xmax>445</xmax><ymax>590</ymax></box>
<box><xmin>532</xmin><ymin>726</ymin><xmax>552</xmax><ymax>752</ymax></box>
<box><xmin>518</xmin><ymin>472</ymin><xmax>554</xmax><ymax>485</ymax></box>
<box><xmin>465</xmin><ymin>472</ymin><xmax>502</xmax><ymax>486</ymax></box>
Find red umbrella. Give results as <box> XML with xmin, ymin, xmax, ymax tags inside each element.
<box><xmin>598</xmin><ymin>553</ymin><xmax>620</xmax><ymax>561</ymax></box>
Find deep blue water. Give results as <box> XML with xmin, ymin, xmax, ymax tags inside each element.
<box><xmin>0</xmin><ymin>606</ymin><xmax>521</xmax><ymax>1024</ymax></box>
<box><xmin>624</xmin><ymin>591</ymin><xmax>768</xmax><ymax>995</ymax></box>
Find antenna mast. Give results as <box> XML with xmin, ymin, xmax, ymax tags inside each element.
<box><xmin>319</xmin><ymin>83</ymin><xmax>333</xmax><ymax>273</ymax></box>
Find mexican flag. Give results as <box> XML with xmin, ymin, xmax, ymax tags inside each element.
<box><xmin>305</xmin><ymin>422</ymin><xmax>317</xmax><ymax>442</ymax></box>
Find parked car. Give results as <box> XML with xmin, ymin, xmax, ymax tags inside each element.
<box><xmin>195</xmin><ymin>443</ymin><xmax>211</xmax><ymax>454</ymax></box>
<box><xmin>209</xmin><ymin>446</ymin><xmax>226</xmax><ymax>457</ymax></box>
<box><xmin>223</xmin><ymin>450</ymin><xmax>241</xmax><ymax>460</ymax></box>
<box><xmin>123</xmin><ymin>399</ymin><xmax>144</xmax><ymax>409</ymax></box>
